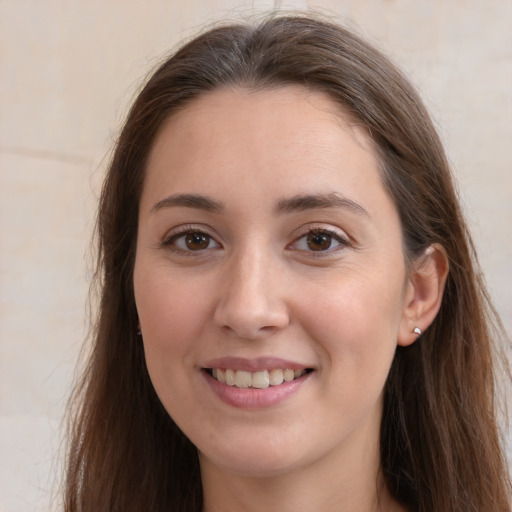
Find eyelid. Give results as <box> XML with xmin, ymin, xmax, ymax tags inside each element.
<box><xmin>288</xmin><ymin>224</ymin><xmax>351</xmax><ymax>254</ymax></box>
<box><xmin>291</xmin><ymin>223</ymin><xmax>350</xmax><ymax>241</ymax></box>
<box><xmin>161</xmin><ymin>224</ymin><xmax>222</xmax><ymax>252</ymax></box>
<box><xmin>160</xmin><ymin>223</ymin><xmax>350</xmax><ymax>256</ymax></box>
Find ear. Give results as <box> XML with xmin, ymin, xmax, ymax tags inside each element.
<box><xmin>397</xmin><ymin>244</ymin><xmax>449</xmax><ymax>347</ymax></box>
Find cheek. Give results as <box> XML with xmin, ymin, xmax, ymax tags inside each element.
<box><xmin>299</xmin><ymin>270</ymin><xmax>404</xmax><ymax>341</ymax></box>
<box><xmin>134</xmin><ymin>265</ymin><xmax>213</xmax><ymax>390</ymax></box>
<box><xmin>134</xmin><ymin>271</ymin><xmax>211</xmax><ymax>428</ymax></box>
<box><xmin>296</xmin><ymin>271</ymin><xmax>404</xmax><ymax>388</ymax></box>
<box><xmin>136</xmin><ymin>263</ymin><xmax>209</xmax><ymax>338</ymax></box>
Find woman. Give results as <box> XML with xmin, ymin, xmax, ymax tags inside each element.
<box><xmin>64</xmin><ymin>14</ymin><xmax>511</xmax><ymax>512</ymax></box>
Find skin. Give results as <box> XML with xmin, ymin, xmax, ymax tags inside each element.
<box><xmin>133</xmin><ymin>86</ymin><xmax>447</xmax><ymax>512</ymax></box>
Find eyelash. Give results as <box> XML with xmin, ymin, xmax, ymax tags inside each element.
<box><xmin>162</xmin><ymin>225</ymin><xmax>220</xmax><ymax>255</ymax></box>
<box><xmin>161</xmin><ymin>225</ymin><xmax>350</xmax><ymax>256</ymax></box>
<box><xmin>288</xmin><ymin>226</ymin><xmax>350</xmax><ymax>256</ymax></box>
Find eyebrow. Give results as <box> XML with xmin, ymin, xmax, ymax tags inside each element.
<box><xmin>275</xmin><ymin>192</ymin><xmax>369</xmax><ymax>217</ymax></box>
<box><xmin>150</xmin><ymin>193</ymin><xmax>224</xmax><ymax>214</ymax></box>
<box><xmin>150</xmin><ymin>192</ymin><xmax>369</xmax><ymax>217</ymax></box>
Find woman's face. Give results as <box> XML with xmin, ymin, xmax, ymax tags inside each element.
<box><xmin>134</xmin><ymin>86</ymin><xmax>413</xmax><ymax>478</ymax></box>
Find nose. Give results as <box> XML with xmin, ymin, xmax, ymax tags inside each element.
<box><xmin>213</xmin><ymin>247</ymin><xmax>290</xmax><ymax>340</ymax></box>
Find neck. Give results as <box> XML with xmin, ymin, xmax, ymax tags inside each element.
<box><xmin>201</xmin><ymin>469</ymin><xmax>395</xmax><ymax>512</ymax></box>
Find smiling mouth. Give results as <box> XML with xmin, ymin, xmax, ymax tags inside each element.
<box><xmin>206</xmin><ymin>368</ymin><xmax>314</xmax><ymax>389</ymax></box>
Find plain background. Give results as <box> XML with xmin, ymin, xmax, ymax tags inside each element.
<box><xmin>1</xmin><ymin>0</ymin><xmax>511</xmax><ymax>510</ymax></box>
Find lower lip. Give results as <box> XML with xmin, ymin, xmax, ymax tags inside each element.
<box><xmin>202</xmin><ymin>370</ymin><xmax>312</xmax><ymax>409</ymax></box>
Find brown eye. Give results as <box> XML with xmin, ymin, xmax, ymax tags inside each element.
<box><xmin>306</xmin><ymin>232</ymin><xmax>334</xmax><ymax>251</ymax></box>
<box><xmin>185</xmin><ymin>232</ymin><xmax>211</xmax><ymax>250</ymax></box>
<box><xmin>290</xmin><ymin>228</ymin><xmax>347</xmax><ymax>254</ymax></box>
<box><xmin>166</xmin><ymin>230</ymin><xmax>220</xmax><ymax>252</ymax></box>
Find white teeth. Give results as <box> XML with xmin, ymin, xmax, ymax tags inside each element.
<box><xmin>225</xmin><ymin>368</ymin><xmax>236</xmax><ymax>386</ymax></box>
<box><xmin>235</xmin><ymin>370</ymin><xmax>252</xmax><ymax>388</ymax></box>
<box><xmin>269</xmin><ymin>369</ymin><xmax>284</xmax><ymax>386</ymax></box>
<box><xmin>252</xmin><ymin>370</ymin><xmax>270</xmax><ymax>389</ymax></box>
<box><xmin>210</xmin><ymin>367</ymin><xmax>308</xmax><ymax>388</ymax></box>
<box><xmin>283</xmin><ymin>369</ymin><xmax>295</xmax><ymax>382</ymax></box>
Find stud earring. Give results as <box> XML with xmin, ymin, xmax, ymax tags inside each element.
<box><xmin>413</xmin><ymin>327</ymin><xmax>422</xmax><ymax>336</ymax></box>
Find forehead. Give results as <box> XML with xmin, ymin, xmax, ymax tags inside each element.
<box><xmin>157</xmin><ymin>86</ymin><xmax>372</xmax><ymax>151</ymax></box>
<box><xmin>145</xmin><ymin>85</ymin><xmax>380</xmax><ymax>189</ymax></box>
<box><xmin>144</xmin><ymin>86</ymin><xmax>386</xmax><ymax>207</ymax></box>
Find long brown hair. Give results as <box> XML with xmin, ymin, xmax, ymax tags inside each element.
<box><xmin>64</xmin><ymin>14</ymin><xmax>511</xmax><ymax>511</ymax></box>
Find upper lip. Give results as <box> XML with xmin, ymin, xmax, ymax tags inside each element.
<box><xmin>201</xmin><ymin>356</ymin><xmax>313</xmax><ymax>372</ymax></box>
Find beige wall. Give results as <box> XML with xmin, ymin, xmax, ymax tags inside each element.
<box><xmin>1</xmin><ymin>0</ymin><xmax>510</xmax><ymax>510</ymax></box>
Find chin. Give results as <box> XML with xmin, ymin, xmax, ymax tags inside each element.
<box><xmin>197</xmin><ymin>433</ymin><xmax>315</xmax><ymax>478</ymax></box>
